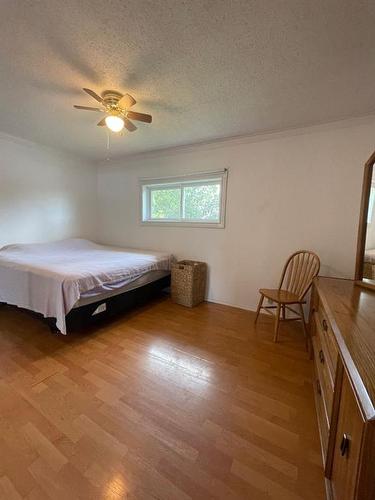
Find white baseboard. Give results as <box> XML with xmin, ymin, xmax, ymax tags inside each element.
<box><xmin>205</xmin><ymin>297</ymin><xmax>258</xmax><ymax>313</ymax></box>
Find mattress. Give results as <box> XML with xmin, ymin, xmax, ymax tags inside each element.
<box><xmin>75</xmin><ymin>269</ymin><xmax>170</xmax><ymax>307</ymax></box>
<box><xmin>0</xmin><ymin>238</ymin><xmax>173</xmax><ymax>334</ymax></box>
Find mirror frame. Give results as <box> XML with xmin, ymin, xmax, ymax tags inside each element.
<box><xmin>355</xmin><ymin>151</ymin><xmax>375</xmax><ymax>290</ymax></box>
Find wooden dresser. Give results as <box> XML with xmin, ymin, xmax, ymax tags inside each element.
<box><xmin>309</xmin><ymin>277</ymin><xmax>375</xmax><ymax>499</ymax></box>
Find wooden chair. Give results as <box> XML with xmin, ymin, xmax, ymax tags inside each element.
<box><xmin>254</xmin><ymin>250</ymin><xmax>320</xmax><ymax>343</ymax></box>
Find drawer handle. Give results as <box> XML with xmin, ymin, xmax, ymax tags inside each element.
<box><xmin>322</xmin><ymin>319</ymin><xmax>328</xmax><ymax>332</ymax></box>
<box><xmin>316</xmin><ymin>380</ymin><xmax>321</xmax><ymax>395</ymax></box>
<box><xmin>319</xmin><ymin>349</ymin><xmax>325</xmax><ymax>364</ymax></box>
<box><xmin>340</xmin><ymin>433</ymin><xmax>350</xmax><ymax>457</ymax></box>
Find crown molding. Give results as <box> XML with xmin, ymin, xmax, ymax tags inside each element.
<box><xmin>95</xmin><ymin>112</ymin><xmax>375</xmax><ymax>166</ymax></box>
<box><xmin>0</xmin><ymin>130</ymin><xmax>93</xmax><ymax>166</ymax></box>
<box><xmin>1</xmin><ymin>112</ymin><xmax>375</xmax><ymax>167</ymax></box>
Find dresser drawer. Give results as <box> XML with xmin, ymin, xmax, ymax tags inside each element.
<box><xmin>312</xmin><ymin>360</ymin><xmax>329</xmax><ymax>461</ymax></box>
<box><xmin>312</xmin><ymin>334</ymin><xmax>330</xmax><ymax>462</ymax></box>
<box><xmin>312</xmin><ymin>334</ymin><xmax>334</xmax><ymax>423</ymax></box>
<box><xmin>314</xmin><ymin>312</ymin><xmax>335</xmax><ymax>386</ymax></box>
<box><xmin>316</xmin><ymin>301</ymin><xmax>338</xmax><ymax>375</ymax></box>
<box><xmin>330</xmin><ymin>373</ymin><xmax>365</xmax><ymax>500</ymax></box>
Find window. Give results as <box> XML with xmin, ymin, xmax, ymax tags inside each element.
<box><xmin>141</xmin><ymin>170</ymin><xmax>227</xmax><ymax>227</ymax></box>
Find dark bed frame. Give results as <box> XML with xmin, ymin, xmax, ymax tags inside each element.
<box><xmin>64</xmin><ymin>274</ymin><xmax>171</xmax><ymax>331</ymax></box>
<box><xmin>2</xmin><ymin>274</ymin><xmax>171</xmax><ymax>333</ymax></box>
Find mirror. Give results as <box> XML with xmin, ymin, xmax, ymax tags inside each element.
<box><xmin>355</xmin><ymin>151</ymin><xmax>375</xmax><ymax>289</ymax></box>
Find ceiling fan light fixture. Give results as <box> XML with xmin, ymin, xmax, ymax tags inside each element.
<box><xmin>74</xmin><ymin>88</ymin><xmax>151</xmax><ymax>135</ymax></box>
<box><xmin>105</xmin><ymin>115</ymin><xmax>125</xmax><ymax>133</ymax></box>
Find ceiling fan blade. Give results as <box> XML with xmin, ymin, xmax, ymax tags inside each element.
<box><xmin>126</xmin><ymin>111</ymin><xmax>152</xmax><ymax>123</ymax></box>
<box><xmin>118</xmin><ymin>93</ymin><xmax>136</xmax><ymax>109</ymax></box>
<box><xmin>124</xmin><ymin>118</ymin><xmax>137</xmax><ymax>132</ymax></box>
<box><xmin>74</xmin><ymin>105</ymin><xmax>102</xmax><ymax>112</ymax></box>
<box><xmin>82</xmin><ymin>88</ymin><xmax>103</xmax><ymax>103</ymax></box>
<box><xmin>97</xmin><ymin>118</ymin><xmax>106</xmax><ymax>126</ymax></box>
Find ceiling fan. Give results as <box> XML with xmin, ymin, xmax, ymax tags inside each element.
<box><xmin>73</xmin><ymin>88</ymin><xmax>152</xmax><ymax>133</ymax></box>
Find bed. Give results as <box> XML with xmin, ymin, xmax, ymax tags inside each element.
<box><xmin>0</xmin><ymin>238</ymin><xmax>173</xmax><ymax>334</ymax></box>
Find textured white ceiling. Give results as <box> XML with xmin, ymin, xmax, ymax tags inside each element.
<box><xmin>0</xmin><ymin>0</ymin><xmax>374</xmax><ymax>160</ymax></box>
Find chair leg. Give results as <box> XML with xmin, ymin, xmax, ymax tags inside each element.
<box><xmin>273</xmin><ymin>302</ymin><xmax>282</xmax><ymax>342</ymax></box>
<box><xmin>254</xmin><ymin>294</ymin><xmax>264</xmax><ymax>325</ymax></box>
<box><xmin>282</xmin><ymin>304</ymin><xmax>286</xmax><ymax>320</ymax></box>
<box><xmin>298</xmin><ymin>303</ymin><xmax>308</xmax><ymax>351</ymax></box>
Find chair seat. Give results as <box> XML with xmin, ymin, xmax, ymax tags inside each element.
<box><xmin>259</xmin><ymin>288</ymin><xmax>302</xmax><ymax>304</ymax></box>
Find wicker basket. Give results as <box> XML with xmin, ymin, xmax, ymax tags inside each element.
<box><xmin>171</xmin><ymin>260</ymin><xmax>207</xmax><ymax>307</ymax></box>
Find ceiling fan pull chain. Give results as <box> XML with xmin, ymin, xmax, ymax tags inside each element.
<box><xmin>106</xmin><ymin>130</ymin><xmax>111</xmax><ymax>161</ymax></box>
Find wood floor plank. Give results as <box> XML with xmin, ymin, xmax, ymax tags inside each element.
<box><xmin>22</xmin><ymin>422</ymin><xmax>68</xmax><ymax>472</ymax></box>
<box><xmin>0</xmin><ymin>298</ymin><xmax>325</xmax><ymax>499</ymax></box>
<box><xmin>0</xmin><ymin>476</ymin><xmax>23</xmax><ymax>500</ymax></box>
<box><xmin>231</xmin><ymin>459</ymin><xmax>303</xmax><ymax>500</ymax></box>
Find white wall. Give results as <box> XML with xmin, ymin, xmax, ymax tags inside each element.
<box><xmin>97</xmin><ymin>117</ymin><xmax>375</xmax><ymax>311</ymax></box>
<box><xmin>365</xmin><ymin>178</ymin><xmax>375</xmax><ymax>250</ymax></box>
<box><xmin>0</xmin><ymin>133</ymin><xmax>97</xmax><ymax>247</ymax></box>
<box><xmin>3</xmin><ymin>118</ymin><xmax>372</xmax><ymax>313</ymax></box>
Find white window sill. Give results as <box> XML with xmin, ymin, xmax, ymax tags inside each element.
<box><xmin>140</xmin><ymin>220</ymin><xmax>225</xmax><ymax>229</ymax></box>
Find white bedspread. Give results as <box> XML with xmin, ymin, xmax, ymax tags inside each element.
<box><xmin>0</xmin><ymin>239</ymin><xmax>173</xmax><ymax>334</ymax></box>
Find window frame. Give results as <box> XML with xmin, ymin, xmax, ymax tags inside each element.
<box><xmin>140</xmin><ymin>170</ymin><xmax>228</xmax><ymax>228</ymax></box>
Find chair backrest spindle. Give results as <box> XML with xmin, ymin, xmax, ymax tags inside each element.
<box><xmin>279</xmin><ymin>251</ymin><xmax>320</xmax><ymax>301</ymax></box>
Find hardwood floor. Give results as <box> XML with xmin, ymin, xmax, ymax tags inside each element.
<box><xmin>0</xmin><ymin>298</ymin><xmax>325</xmax><ymax>499</ymax></box>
